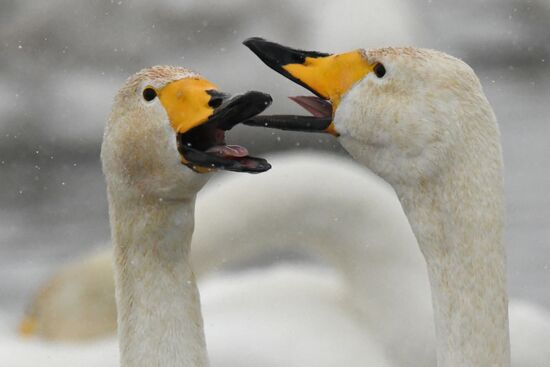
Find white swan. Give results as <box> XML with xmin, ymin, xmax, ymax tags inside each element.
<box><xmin>242</xmin><ymin>38</ymin><xmax>513</xmax><ymax>366</ymax></box>
<box><xmin>100</xmin><ymin>65</ymin><xmax>272</xmax><ymax>367</ymax></box>
<box><xmin>13</xmin><ymin>153</ymin><xmax>550</xmax><ymax>367</ymax></box>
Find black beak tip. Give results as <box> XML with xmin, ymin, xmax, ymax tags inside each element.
<box><xmin>212</xmin><ymin>90</ymin><xmax>273</xmax><ymax>131</ymax></box>
<box><xmin>242</xmin><ymin>37</ymin><xmax>272</xmax><ymax>54</ymax></box>
<box><xmin>243</xmin><ymin>37</ymin><xmax>286</xmax><ymax>66</ymax></box>
<box><xmin>243</xmin><ymin>37</ymin><xmax>266</xmax><ymax>47</ymax></box>
<box><xmin>243</xmin><ymin>37</ymin><xmax>331</xmax><ymax>66</ymax></box>
<box><xmin>254</xmin><ymin>160</ymin><xmax>272</xmax><ymax>173</ymax></box>
<box><xmin>248</xmin><ymin>90</ymin><xmax>273</xmax><ymax>109</ymax></box>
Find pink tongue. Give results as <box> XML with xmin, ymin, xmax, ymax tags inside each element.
<box><xmin>289</xmin><ymin>96</ymin><xmax>332</xmax><ymax>118</ymax></box>
<box><xmin>206</xmin><ymin>145</ymin><xmax>249</xmax><ymax>158</ymax></box>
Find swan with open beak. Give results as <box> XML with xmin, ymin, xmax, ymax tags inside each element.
<box><xmin>120</xmin><ymin>66</ymin><xmax>273</xmax><ymax>174</ymax></box>
<box><xmin>242</xmin><ymin>37</ymin><xmax>381</xmax><ymax>137</ymax></box>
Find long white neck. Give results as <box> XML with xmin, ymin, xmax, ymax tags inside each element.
<box><xmin>391</xmin><ymin>112</ymin><xmax>510</xmax><ymax>366</ymax></box>
<box><xmin>108</xmin><ymin>190</ymin><xmax>208</xmax><ymax>367</ymax></box>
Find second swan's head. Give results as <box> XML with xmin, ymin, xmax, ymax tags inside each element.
<box><xmin>101</xmin><ymin>65</ymin><xmax>272</xmax><ymax>200</ymax></box>
<box><xmin>243</xmin><ymin>38</ymin><xmax>497</xmax><ymax>185</ymax></box>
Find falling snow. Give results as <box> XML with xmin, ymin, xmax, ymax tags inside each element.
<box><xmin>0</xmin><ymin>2</ymin><xmax>549</xmax><ymax>365</ymax></box>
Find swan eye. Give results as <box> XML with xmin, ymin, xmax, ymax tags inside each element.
<box><xmin>373</xmin><ymin>63</ymin><xmax>386</xmax><ymax>78</ymax></box>
<box><xmin>143</xmin><ymin>87</ymin><xmax>157</xmax><ymax>102</ymax></box>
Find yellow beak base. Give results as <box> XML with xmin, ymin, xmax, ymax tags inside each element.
<box><xmin>283</xmin><ymin>51</ymin><xmax>373</xmax><ymax>108</ymax></box>
<box><xmin>157</xmin><ymin>77</ymin><xmax>219</xmax><ymax>135</ymax></box>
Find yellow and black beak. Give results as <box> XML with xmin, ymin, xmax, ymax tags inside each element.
<box><xmin>242</xmin><ymin>37</ymin><xmax>374</xmax><ymax>136</ymax></box>
<box><xmin>158</xmin><ymin>77</ymin><xmax>272</xmax><ymax>173</ymax></box>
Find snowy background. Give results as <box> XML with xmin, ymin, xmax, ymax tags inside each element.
<box><xmin>0</xmin><ymin>0</ymin><xmax>549</xmax><ymax>318</ymax></box>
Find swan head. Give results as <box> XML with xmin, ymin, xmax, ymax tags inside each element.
<box><xmin>102</xmin><ymin>65</ymin><xmax>272</xmax><ymax>200</ymax></box>
<box><xmin>243</xmin><ymin>38</ymin><xmax>494</xmax><ymax>185</ymax></box>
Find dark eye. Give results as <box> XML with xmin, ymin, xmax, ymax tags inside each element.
<box><xmin>373</xmin><ymin>62</ymin><xmax>386</xmax><ymax>78</ymax></box>
<box><xmin>143</xmin><ymin>87</ymin><xmax>157</xmax><ymax>101</ymax></box>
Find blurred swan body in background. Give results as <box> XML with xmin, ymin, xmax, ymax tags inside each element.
<box><xmin>1</xmin><ymin>265</ymin><xmax>393</xmax><ymax>367</ymax></box>
<box><xmin>4</xmin><ymin>152</ymin><xmax>402</xmax><ymax>367</ymax></box>
<box><xmin>8</xmin><ymin>152</ymin><xmax>550</xmax><ymax>367</ymax></box>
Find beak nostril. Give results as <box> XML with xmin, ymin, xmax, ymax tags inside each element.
<box><xmin>207</xmin><ymin>90</ymin><xmax>230</xmax><ymax>109</ymax></box>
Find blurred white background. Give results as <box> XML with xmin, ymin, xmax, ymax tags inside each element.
<box><xmin>0</xmin><ymin>0</ymin><xmax>549</xmax><ymax>319</ymax></box>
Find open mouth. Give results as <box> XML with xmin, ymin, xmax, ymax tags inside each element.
<box><xmin>242</xmin><ymin>95</ymin><xmax>333</xmax><ymax>133</ymax></box>
<box><xmin>178</xmin><ymin>91</ymin><xmax>272</xmax><ymax>173</ymax></box>
<box><xmin>238</xmin><ymin>38</ymin><xmax>334</xmax><ymax>134</ymax></box>
<box><xmin>239</xmin><ymin>37</ymin><xmax>371</xmax><ymax>136</ymax></box>
<box><xmin>289</xmin><ymin>96</ymin><xmax>332</xmax><ymax>118</ymax></box>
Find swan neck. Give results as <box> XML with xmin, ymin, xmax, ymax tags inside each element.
<box><xmin>108</xmin><ymin>192</ymin><xmax>208</xmax><ymax>367</ymax></box>
<box><xmin>394</xmin><ymin>150</ymin><xmax>510</xmax><ymax>366</ymax></box>
<box><xmin>424</xmin><ymin>232</ymin><xmax>510</xmax><ymax>367</ymax></box>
